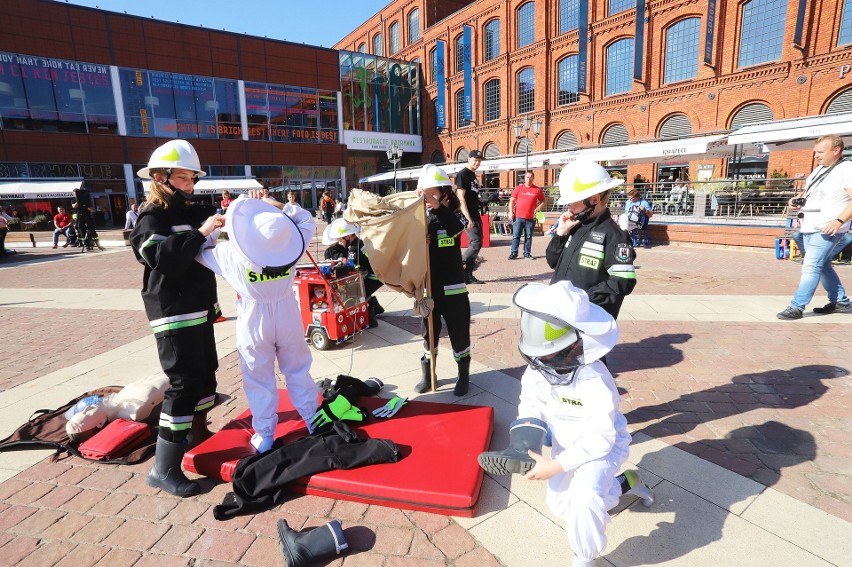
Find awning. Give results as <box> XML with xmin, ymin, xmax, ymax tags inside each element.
<box><xmin>0</xmin><ymin>180</ymin><xmax>84</xmax><ymax>199</ymax></box>
<box><xmin>727</xmin><ymin>112</ymin><xmax>852</xmax><ymax>150</ymax></box>
<box><xmin>358</xmin><ymin>162</ymin><xmax>470</xmax><ymax>184</ymax></box>
<box><xmin>142</xmin><ymin>178</ymin><xmax>263</xmax><ymax>196</ymax></box>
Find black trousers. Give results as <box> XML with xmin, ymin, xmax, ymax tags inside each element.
<box><xmin>0</xmin><ymin>227</ymin><xmax>7</xmax><ymax>256</ymax></box>
<box><xmin>421</xmin><ymin>293</ymin><xmax>471</xmax><ymax>360</ymax></box>
<box><xmin>155</xmin><ymin>312</ymin><xmax>218</xmax><ymax>441</ymax></box>
<box><xmin>461</xmin><ymin>221</ymin><xmax>483</xmax><ymax>270</ymax></box>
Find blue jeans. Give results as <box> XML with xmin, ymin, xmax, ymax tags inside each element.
<box><xmin>791</xmin><ymin>231</ymin><xmax>852</xmax><ymax>310</ymax></box>
<box><xmin>511</xmin><ymin>217</ymin><xmax>535</xmax><ymax>257</ymax></box>
<box><xmin>53</xmin><ymin>226</ymin><xmax>72</xmax><ymax>246</ymax></box>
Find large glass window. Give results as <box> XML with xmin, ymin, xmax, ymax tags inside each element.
<box><xmin>455</xmin><ymin>89</ymin><xmax>469</xmax><ymax>128</ymax></box>
<box><xmin>559</xmin><ymin>0</ymin><xmax>579</xmax><ymax>34</ymax></box>
<box><xmin>455</xmin><ymin>34</ymin><xmax>465</xmax><ymax>73</ymax></box>
<box><xmin>738</xmin><ymin>0</ymin><xmax>787</xmax><ymax>68</ymax></box>
<box><xmin>430</xmin><ymin>48</ymin><xmax>437</xmax><ymax>83</ymax></box>
<box><xmin>664</xmin><ymin>18</ymin><xmax>701</xmax><ymax>84</ymax></box>
<box><xmin>841</xmin><ymin>0</ymin><xmax>852</xmax><ymax>45</ymax></box>
<box><xmin>485</xmin><ymin>79</ymin><xmax>501</xmax><ymax>122</ymax></box>
<box><xmin>373</xmin><ymin>33</ymin><xmax>383</xmax><ymax>56</ymax></box>
<box><xmin>557</xmin><ymin>55</ymin><xmax>580</xmax><ymax>105</ymax></box>
<box><xmin>609</xmin><ymin>0</ymin><xmax>636</xmax><ymax>16</ymax></box>
<box><xmin>606</xmin><ymin>38</ymin><xmax>634</xmax><ymax>96</ymax></box>
<box><xmin>517</xmin><ymin>68</ymin><xmax>535</xmax><ymax>114</ymax></box>
<box><xmin>389</xmin><ymin>23</ymin><xmax>400</xmax><ymax>54</ymax></box>
<box><xmin>358</xmin><ymin>43</ymin><xmax>367</xmax><ymax>53</ymax></box>
<box><xmin>409</xmin><ymin>9</ymin><xmax>420</xmax><ymax>43</ymax></box>
<box><xmin>517</xmin><ymin>3</ymin><xmax>536</xmax><ymax>49</ymax></box>
<box><xmin>0</xmin><ymin>53</ymin><xmax>117</xmax><ymax>134</ymax></box>
<box><xmin>485</xmin><ymin>20</ymin><xmax>501</xmax><ymax>61</ymax></box>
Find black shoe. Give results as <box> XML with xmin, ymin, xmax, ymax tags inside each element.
<box><xmin>508</xmin><ymin>254</ymin><xmax>517</xmax><ymax>260</ymax></box>
<box><xmin>813</xmin><ymin>302</ymin><xmax>852</xmax><ymax>314</ymax></box>
<box><xmin>776</xmin><ymin>306</ymin><xmax>803</xmax><ymax>320</ymax></box>
<box><xmin>466</xmin><ymin>273</ymin><xmax>484</xmax><ymax>284</ymax></box>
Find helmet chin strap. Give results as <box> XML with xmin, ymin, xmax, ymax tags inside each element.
<box><xmin>573</xmin><ymin>198</ymin><xmax>595</xmax><ymax>222</ymax></box>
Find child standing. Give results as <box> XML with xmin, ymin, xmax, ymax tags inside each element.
<box><xmin>478</xmin><ymin>281</ymin><xmax>653</xmax><ymax>567</ymax></box>
<box><xmin>415</xmin><ymin>164</ymin><xmax>472</xmax><ymax>396</ymax></box>
<box><xmin>197</xmin><ymin>190</ymin><xmax>318</xmax><ymax>453</ymax></box>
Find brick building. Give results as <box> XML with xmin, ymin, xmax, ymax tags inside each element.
<box><xmin>335</xmin><ymin>0</ymin><xmax>852</xmax><ymax>188</ymax></box>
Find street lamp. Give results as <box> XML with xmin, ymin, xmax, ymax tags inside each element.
<box><xmin>386</xmin><ymin>143</ymin><xmax>403</xmax><ymax>192</ymax></box>
<box><xmin>513</xmin><ymin>116</ymin><xmax>543</xmax><ymax>174</ymax></box>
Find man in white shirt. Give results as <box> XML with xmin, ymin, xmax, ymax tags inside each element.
<box><xmin>124</xmin><ymin>203</ymin><xmax>139</xmax><ymax>229</ymax></box>
<box><xmin>777</xmin><ymin>134</ymin><xmax>852</xmax><ymax>319</ymax></box>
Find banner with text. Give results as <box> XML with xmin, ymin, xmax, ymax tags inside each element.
<box><xmin>578</xmin><ymin>0</ymin><xmax>589</xmax><ymax>93</ymax></box>
<box><xmin>463</xmin><ymin>26</ymin><xmax>473</xmax><ymax>122</ymax></box>
<box><xmin>436</xmin><ymin>40</ymin><xmax>446</xmax><ymax>130</ymax></box>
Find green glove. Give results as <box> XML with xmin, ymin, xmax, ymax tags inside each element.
<box><xmin>372</xmin><ymin>396</ymin><xmax>408</xmax><ymax>418</ymax></box>
<box><xmin>340</xmin><ymin>407</ymin><xmax>367</xmax><ymax>422</ymax></box>
<box><xmin>309</xmin><ymin>395</ymin><xmax>352</xmax><ymax>431</ymax></box>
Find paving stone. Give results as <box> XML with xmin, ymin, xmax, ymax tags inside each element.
<box><xmin>363</xmin><ymin>505</ymin><xmax>414</xmax><ymax>528</ymax></box>
<box><xmin>76</xmin><ymin>468</ymin><xmax>133</xmax><ymax>491</ymax></box>
<box><xmin>132</xmin><ymin>554</ymin><xmax>194</xmax><ymax>567</ymax></box>
<box><xmin>86</xmin><ymin>491</ymin><xmax>135</xmax><ymax>517</ymax></box>
<box><xmin>16</xmin><ymin>540</ymin><xmax>77</xmax><ymax>567</ymax></box>
<box><xmin>118</xmin><ymin>494</ymin><xmax>178</xmax><ymax>521</ymax></box>
<box><xmin>150</xmin><ymin>525</ymin><xmax>204</xmax><ymax>555</ymax></box>
<box><xmin>162</xmin><ymin>499</ymin><xmax>209</xmax><ymax>525</ymax></box>
<box><xmin>14</xmin><ymin>461</ymin><xmax>72</xmax><ymax>482</ymax></box>
<box><xmin>41</xmin><ymin>511</ymin><xmax>94</xmax><ymax>540</ymax></box>
<box><xmin>3</xmin><ymin>481</ymin><xmax>54</xmax><ymax>505</ymax></box>
<box><xmin>54</xmin><ymin>542</ymin><xmax>109</xmax><ymax>566</ymax></box>
<box><xmin>0</xmin><ymin>536</ymin><xmax>40</xmax><ymax>565</ymax></box>
<box><xmin>185</xmin><ymin>528</ymin><xmax>255</xmax><ymax>562</ymax></box>
<box><xmin>430</xmin><ymin>522</ymin><xmax>477</xmax><ymax>560</ymax></box>
<box><xmin>453</xmin><ymin>545</ymin><xmax>504</xmax><ymax>567</ymax></box>
<box><xmin>92</xmin><ymin>548</ymin><xmax>142</xmax><ymax>566</ymax></box>
<box><xmin>11</xmin><ymin>508</ymin><xmax>65</xmax><ymax>536</ymax></box>
<box><xmin>240</xmin><ymin>536</ymin><xmax>281</xmax><ymax>567</ymax></box>
<box><xmin>101</xmin><ymin>518</ymin><xmax>170</xmax><ymax>551</ymax></box>
<box><xmin>32</xmin><ymin>484</ymin><xmax>83</xmax><ymax>509</ymax></box>
<box><xmin>406</xmin><ymin>511</ymin><xmax>452</xmax><ymax>535</ymax></box>
<box><xmin>0</xmin><ymin>505</ymin><xmax>37</xmax><ymax>531</ymax></box>
<box><xmin>371</xmin><ymin>525</ymin><xmax>415</xmax><ymax>555</ymax></box>
<box><xmin>69</xmin><ymin>515</ymin><xmax>124</xmax><ymax>544</ymax></box>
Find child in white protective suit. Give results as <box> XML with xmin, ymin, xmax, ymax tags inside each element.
<box><xmin>197</xmin><ymin>190</ymin><xmax>318</xmax><ymax>453</ymax></box>
<box><xmin>478</xmin><ymin>280</ymin><xmax>653</xmax><ymax>567</ymax></box>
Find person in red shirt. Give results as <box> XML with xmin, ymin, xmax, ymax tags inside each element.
<box><xmin>219</xmin><ymin>190</ymin><xmax>232</xmax><ymax>213</ymax></box>
<box><xmin>52</xmin><ymin>206</ymin><xmax>74</xmax><ymax>248</ymax></box>
<box><xmin>509</xmin><ymin>171</ymin><xmax>546</xmax><ymax>259</ymax></box>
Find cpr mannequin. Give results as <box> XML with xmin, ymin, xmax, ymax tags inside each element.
<box><xmin>66</xmin><ymin>374</ymin><xmax>169</xmax><ymax>441</ymax></box>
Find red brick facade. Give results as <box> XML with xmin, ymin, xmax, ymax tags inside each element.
<box><xmin>335</xmin><ymin>0</ymin><xmax>852</xmax><ymax>187</ymax></box>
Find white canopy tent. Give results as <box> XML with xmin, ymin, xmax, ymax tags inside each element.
<box><xmin>141</xmin><ymin>178</ymin><xmax>263</xmax><ymax>196</ymax></box>
<box><xmin>727</xmin><ymin>112</ymin><xmax>852</xmax><ymax>151</ymax></box>
<box><xmin>0</xmin><ymin>180</ymin><xmax>84</xmax><ymax>199</ymax></box>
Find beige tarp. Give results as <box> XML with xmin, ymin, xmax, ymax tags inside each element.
<box><xmin>344</xmin><ymin>189</ymin><xmax>427</xmax><ymax>303</ymax></box>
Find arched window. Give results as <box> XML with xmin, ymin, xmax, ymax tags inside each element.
<box><xmin>455</xmin><ymin>89</ymin><xmax>469</xmax><ymax>128</ymax></box>
<box><xmin>827</xmin><ymin>87</ymin><xmax>852</xmax><ymax>114</ymax></box>
<box><xmin>559</xmin><ymin>0</ymin><xmax>579</xmax><ymax>34</ymax></box>
<box><xmin>483</xmin><ymin>143</ymin><xmax>500</xmax><ymax>158</ymax></box>
<box><xmin>430</xmin><ymin>150</ymin><xmax>445</xmax><ymax>164</ymax></box>
<box><xmin>517</xmin><ymin>68</ymin><xmax>535</xmax><ymax>114</ymax></box>
<box><xmin>658</xmin><ymin>114</ymin><xmax>693</xmax><ymax>138</ymax></box>
<box><xmin>602</xmin><ymin>124</ymin><xmax>629</xmax><ymax>145</ymax></box>
<box><xmin>485</xmin><ymin>79</ymin><xmax>501</xmax><ymax>122</ymax></box>
<box><xmin>609</xmin><ymin>0</ymin><xmax>636</xmax><ymax>17</ymax></box>
<box><xmin>484</xmin><ymin>19</ymin><xmax>501</xmax><ymax>61</ymax></box>
<box><xmin>454</xmin><ymin>34</ymin><xmax>465</xmax><ymax>73</ymax></box>
<box><xmin>664</xmin><ymin>18</ymin><xmax>701</xmax><ymax>84</ymax></box>
<box><xmin>738</xmin><ymin>0</ymin><xmax>787</xmax><ymax>68</ymax></box>
<box><xmin>730</xmin><ymin>102</ymin><xmax>773</xmax><ymax>128</ymax></box>
<box><xmin>389</xmin><ymin>23</ymin><xmax>400</xmax><ymax>54</ymax></box>
<box><xmin>606</xmin><ymin>38</ymin><xmax>634</xmax><ymax>96</ymax></box>
<box><xmin>517</xmin><ymin>138</ymin><xmax>532</xmax><ymax>155</ymax></box>
<box><xmin>358</xmin><ymin>43</ymin><xmax>366</xmax><ymax>53</ymax></box>
<box><xmin>457</xmin><ymin>147</ymin><xmax>470</xmax><ymax>161</ymax></box>
<box><xmin>557</xmin><ymin>55</ymin><xmax>580</xmax><ymax>106</ymax></box>
<box><xmin>373</xmin><ymin>33</ymin><xmax>383</xmax><ymax>56</ymax></box>
<box><xmin>517</xmin><ymin>2</ymin><xmax>536</xmax><ymax>48</ymax></box>
<box><xmin>556</xmin><ymin>131</ymin><xmax>578</xmax><ymax>150</ymax></box>
<box><xmin>408</xmin><ymin>9</ymin><xmax>421</xmax><ymax>43</ymax></box>
<box><xmin>429</xmin><ymin>47</ymin><xmax>437</xmax><ymax>83</ymax></box>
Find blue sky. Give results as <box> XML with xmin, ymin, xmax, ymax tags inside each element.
<box><xmin>61</xmin><ymin>0</ymin><xmax>390</xmax><ymax>48</ymax></box>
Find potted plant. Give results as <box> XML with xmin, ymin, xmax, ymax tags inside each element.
<box><xmin>6</xmin><ymin>217</ymin><xmax>21</xmax><ymax>231</ymax></box>
<box><xmin>767</xmin><ymin>168</ymin><xmax>792</xmax><ymax>189</ymax></box>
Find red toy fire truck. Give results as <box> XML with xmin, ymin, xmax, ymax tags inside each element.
<box><xmin>293</xmin><ymin>261</ymin><xmax>369</xmax><ymax>350</ymax></box>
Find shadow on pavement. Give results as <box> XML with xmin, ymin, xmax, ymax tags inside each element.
<box><xmin>609</xmin><ymin>333</ymin><xmax>690</xmax><ymax>374</ymax></box>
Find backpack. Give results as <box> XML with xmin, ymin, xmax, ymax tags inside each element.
<box><xmin>0</xmin><ymin>386</ymin><xmax>158</xmax><ymax>465</ymax></box>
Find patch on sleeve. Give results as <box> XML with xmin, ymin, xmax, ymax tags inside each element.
<box><xmin>589</xmin><ymin>231</ymin><xmax>605</xmax><ymax>244</ymax></box>
<box><xmin>616</xmin><ymin>243</ymin><xmax>635</xmax><ymax>263</ymax></box>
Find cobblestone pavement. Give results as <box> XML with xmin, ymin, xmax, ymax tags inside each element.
<box><xmin>0</xmin><ymin>231</ymin><xmax>849</xmax><ymax>565</ymax></box>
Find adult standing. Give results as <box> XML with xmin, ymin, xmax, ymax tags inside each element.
<box><xmin>777</xmin><ymin>134</ymin><xmax>852</xmax><ymax>319</ymax></box>
<box><xmin>124</xmin><ymin>203</ymin><xmax>139</xmax><ymax>230</ymax></box>
<box><xmin>0</xmin><ymin>206</ymin><xmax>10</xmax><ymax>257</ymax></box>
<box><xmin>131</xmin><ymin>140</ymin><xmax>225</xmax><ymax>497</ymax></box>
<box><xmin>455</xmin><ymin>149</ymin><xmax>484</xmax><ymax>284</ymax></box>
<box><xmin>546</xmin><ymin>160</ymin><xmax>637</xmax><ymax>319</ymax></box>
<box><xmin>321</xmin><ymin>191</ymin><xmax>336</xmax><ymax>224</ymax></box>
<box><xmin>52</xmin><ymin>206</ymin><xmax>74</xmax><ymax>248</ymax></box>
<box><xmin>508</xmin><ymin>171</ymin><xmax>546</xmax><ymax>260</ymax></box>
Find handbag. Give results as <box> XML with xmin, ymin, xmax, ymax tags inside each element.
<box><xmin>78</xmin><ymin>418</ymin><xmax>151</xmax><ymax>461</ymax></box>
<box><xmin>627</xmin><ymin>207</ymin><xmax>641</xmax><ymax>224</ymax></box>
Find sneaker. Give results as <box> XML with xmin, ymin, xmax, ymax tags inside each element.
<box><xmin>776</xmin><ymin>306</ymin><xmax>803</xmax><ymax>320</ymax></box>
<box><xmin>524</xmin><ymin>255</ymin><xmax>534</xmax><ymax>260</ymax></box>
<box><xmin>813</xmin><ymin>302</ymin><xmax>852</xmax><ymax>314</ymax></box>
<box><xmin>508</xmin><ymin>254</ymin><xmax>517</xmax><ymax>260</ymax></box>
<box><xmin>466</xmin><ymin>273</ymin><xmax>484</xmax><ymax>285</ymax></box>
<box><xmin>52</xmin><ymin>244</ymin><xmax>57</xmax><ymax>249</ymax></box>
<box><xmin>62</xmin><ymin>242</ymin><xmax>69</xmax><ymax>248</ymax></box>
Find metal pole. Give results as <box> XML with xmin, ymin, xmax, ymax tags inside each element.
<box><xmin>525</xmin><ymin>137</ymin><xmax>529</xmax><ymax>173</ymax></box>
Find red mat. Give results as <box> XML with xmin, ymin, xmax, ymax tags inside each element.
<box><xmin>183</xmin><ymin>389</ymin><xmax>494</xmax><ymax>517</ymax></box>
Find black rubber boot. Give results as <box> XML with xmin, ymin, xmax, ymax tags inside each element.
<box><xmin>278</xmin><ymin>519</ymin><xmax>348</xmax><ymax>567</ymax></box>
<box><xmin>415</xmin><ymin>356</ymin><xmax>432</xmax><ymax>393</ymax></box>
<box><xmin>464</xmin><ymin>263</ymin><xmax>483</xmax><ymax>285</ymax></box>
<box><xmin>454</xmin><ymin>357</ymin><xmax>471</xmax><ymax>396</ymax></box>
<box><xmin>367</xmin><ymin>304</ymin><xmax>379</xmax><ymax>328</ymax></box>
<box><xmin>186</xmin><ymin>412</ymin><xmax>214</xmax><ymax>449</ymax></box>
<box><xmin>368</xmin><ymin>295</ymin><xmax>385</xmax><ymax>315</ymax></box>
<box><xmin>146</xmin><ymin>436</ymin><xmax>200</xmax><ymax>497</ymax></box>
<box><xmin>478</xmin><ymin>417</ymin><xmax>548</xmax><ymax>475</ymax></box>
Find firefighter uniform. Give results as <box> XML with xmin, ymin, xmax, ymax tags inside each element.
<box><xmin>545</xmin><ymin>209</ymin><xmax>637</xmax><ymax>319</ymax></box>
<box><xmin>131</xmin><ymin>197</ymin><xmax>220</xmax><ymax>442</ymax></box>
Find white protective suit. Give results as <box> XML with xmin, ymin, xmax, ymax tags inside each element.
<box><xmin>197</xmin><ymin>207</ymin><xmax>317</xmax><ymax>443</ymax></box>
<box><xmin>517</xmin><ymin>359</ymin><xmax>630</xmax><ymax>563</ymax></box>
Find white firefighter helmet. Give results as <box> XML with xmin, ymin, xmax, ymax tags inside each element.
<box><xmin>137</xmin><ymin>140</ymin><xmax>206</xmax><ymax>179</ymax></box>
<box><xmin>556</xmin><ymin>159</ymin><xmax>623</xmax><ymax>205</ymax></box>
<box><xmin>416</xmin><ymin>164</ymin><xmax>453</xmax><ymax>189</ymax></box>
<box><xmin>512</xmin><ymin>281</ymin><xmax>618</xmax><ymax>383</ymax></box>
<box><xmin>322</xmin><ymin>217</ymin><xmax>360</xmax><ymax>245</ymax></box>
